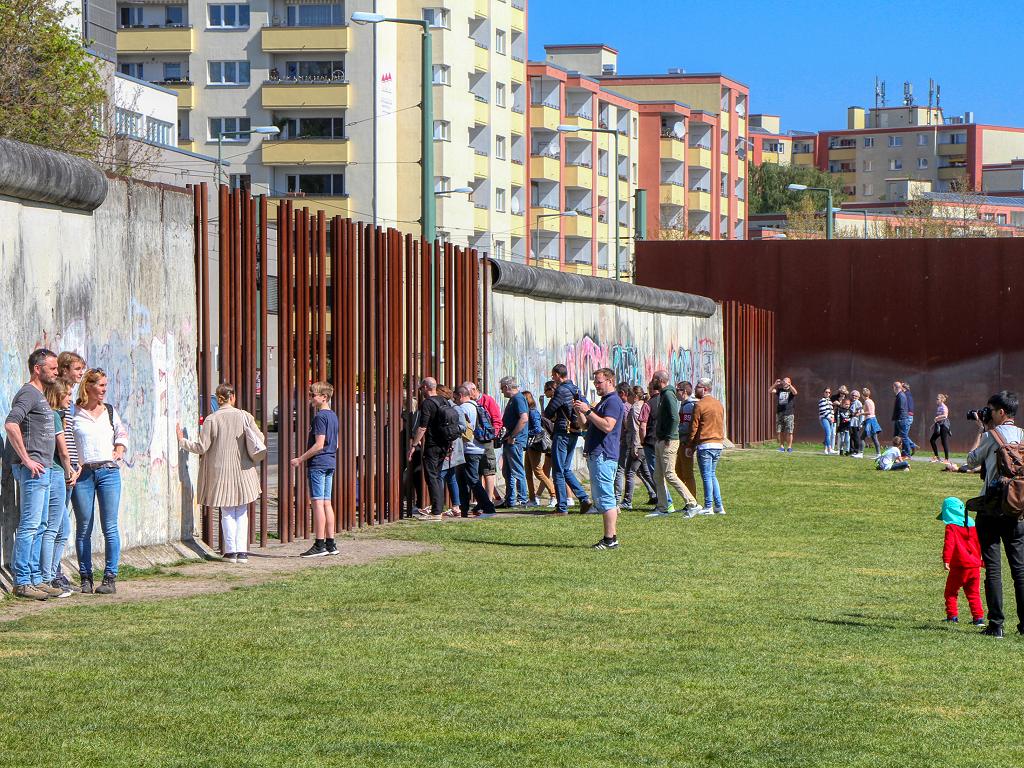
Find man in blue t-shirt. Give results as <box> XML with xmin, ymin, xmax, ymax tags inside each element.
<box><xmin>573</xmin><ymin>367</ymin><xmax>626</xmax><ymax>550</ymax></box>
<box><xmin>498</xmin><ymin>376</ymin><xmax>530</xmax><ymax>507</ymax></box>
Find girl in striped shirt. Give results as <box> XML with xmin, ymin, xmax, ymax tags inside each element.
<box><xmin>818</xmin><ymin>388</ymin><xmax>836</xmax><ymax>454</ymax></box>
<box><xmin>53</xmin><ymin>351</ymin><xmax>87</xmax><ymax>593</ymax></box>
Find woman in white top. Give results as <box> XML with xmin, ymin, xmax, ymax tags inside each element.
<box><xmin>71</xmin><ymin>368</ymin><xmax>128</xmax><ymax>595</ymax></box>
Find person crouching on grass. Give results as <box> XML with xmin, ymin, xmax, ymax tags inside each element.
<box><xmin>876</xmin><ymin>437</ymin><xmax>910</xmax><ymax>472</ymax></box>
<box><xmin>936</xmin><ymin>497</ymin><xmax>985</xmax><ymax>626</ymax></box>
<box><xmin>290</xmin><ymin>381</ymin><xmax>340</xmax><ymax>558</ymax></box>
<box><xmin>572</xmin><ymin>368</ymin><xmax>625</xmax><ymax>550</ymax></box>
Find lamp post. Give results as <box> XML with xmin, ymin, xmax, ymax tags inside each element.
<box><xmin>352</xmin><ymin>11</ymin><xmax>435</xmax><ymax>242</ymax></box>
<box><xmin>844</xmin><ymin>208</ymin><xmax>870</xmax><ymax>238</ymax></box>
<box><xmin>532</xmin><ymin>210</ymin><xmax>577</xmax><ymax>265</ymax></box>
<box><xmin>217</xmin><ymin>125</ymin><xmax>280</xmax><ymax>187</ymax></box>
<box><xmin>787</xmin><ymin>183</ymin><xmax>835</xmax><ymax>240</ymax></box>
<box><xmin>558</xmin><ymin>124</ymin><xmax>620</xmax><ymax>279</ymax></box>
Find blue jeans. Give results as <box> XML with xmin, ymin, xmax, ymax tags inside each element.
<box><xmin>11</xmin><ymin>464</ymin><xmax>51</xmax><ymax>587</ymax></box>
<box><xmin>458</xmin><ymin>452</ymin><xmax>494</xmax><ymax>516</ymax></box>
<box><xmin>551</xmin><ymin>432</ymin><xmax>588</xmax><ymax>513</ymax></box>
<box><xmin>696</xmin><ymin>447</ymin><xmax>723</xmax><ymax>511</ymax></box>
<box><xmin>501</xmin><ymin>441</ymin><xmax>528</xmax><ymax>505</ymax></box>
<box><xmin>72</xmin><ymin>465</ymin><xmax>122</xmax><ymax>579</ymax></box>
<box><xmin>40</xmin><ymin>466</ymin><xmax>70</xmax><ymax>583</ymax></box>
<box><xmin>896</xmin><ymin>417</ymin><xmax>917</xmax><ymax>454</ymax></box>
<box><xmin>442</xmin><ymin>466</ymin><xmax>460</xmax><ymax>509</ymax></box>
<box><xmin>820</xmin><ymin>417</ymin><xmax>834</xmax><ymax>450</ymax></box>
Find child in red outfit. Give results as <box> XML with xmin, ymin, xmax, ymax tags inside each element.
<box><xmin>937</xmin><ymin>497</ymin><xmax>984</xmax><ymax>625</ymax></box>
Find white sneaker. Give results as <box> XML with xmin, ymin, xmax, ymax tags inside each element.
<box><xmin>547</xmin><ymin>498</ymin><xmax>558</xmax><ymax>508</ymax></box>
<box><xmin>851</xmin><ymin>453</ymin><xmax>864</xmax><ymax>459</ymax></box>
<box><xmin>529</xmin><ymin>497</ymin><xmax>540</xmax><ymax>506</ymax></box>
<box><xmin>714</xmin><ymin>508</ymin><xmax>726</xmax><ymax>515</ymax></box>
<box><xmin>645</xmin><ymin>510</ymin><xmax>669</xmax><ymax>518</ymax></box>
<box><xmin>567</xmin><ymin>498</ymin><xmax>576</xmax><ymax>507</ymax></box>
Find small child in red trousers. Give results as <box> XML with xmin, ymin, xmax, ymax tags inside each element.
<box><xmin>937</xmin><ymin>497</ymin><xmax>984</xmax><ymax>626</ymax></box>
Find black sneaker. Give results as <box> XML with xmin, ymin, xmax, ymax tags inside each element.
<box><xmin>300</xmin><ymin>543</ymin><xmax>328</xmax><ymax>558</ymax></box>
<box><xmin>236</xmin><ymin>552</ymin><xmax>249</xmax><ymax>563</ymax></box>
<box><xmin>981</xmin><ymin>624</ymin><xmax>1005</xmax><ymax>638</ymax></box>
<box><xmin>578</xmin><ymin>499</ymin><xmax>593</xmax><ymax>515</ymax></box>
<box><xmin>592</xmin><ymin>537</ymin><xmax>619</xmax><ymax>550</ymax></box>
<box><xmin>80</xmin><ymin>577</ymin><xmax>94</xmax><ymax>594</ymax></box>
<box><xmin>95</xmin><ymin>575</ymin><xmax>117</xmax><ymax>595</ymax></box>
<box><xmin>943</xmin><ymin>617</ymin><xmax>958</xmax><ymax>624</ymax></box>
<box><xmin>325</xmin><ymin>541</ymin><xmax>340</xmax><ymax>556</ymax></box>
<box><xmin>56</xmin><ymin>573</ymin><xmax>81</xmax><ymax>593</ymax></box>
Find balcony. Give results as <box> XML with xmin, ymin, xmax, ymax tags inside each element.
<box><xmin>565</xmin><ymin>214</ymin><xmax>592</xmax><ymax>238</ymax></box>
<box><xmin>161</xmin><ymin>81</ymin><xmax>195</xmax><ymax>109</ymax></box>
<box><xmin>828</xmin><ymin>146</ymin><xmax>856</xmax><ymax>161</ymax></box>
<box><xmin>688</xmin><ymin>146</ymin><xmax>713</xmax><ymax>169</ymax></box>
<box><xmin>261</xmin><ymin>138</ymin><xmax>350</xmax><ymax>165</ymax></box>
<box><xmin>474</xmin><ymin>97</ymin><xmax>489</xmax><ymax>125</ymax></box>
<box><xmin>938</xmin><ymin>142</ymin><xmax>968</xmax><ymax>157</ymax></box>
<box><xmin>562</xmin><ymin>113</ymin><xmax>593</xmax><ymax>130</ymax></box>
<box><xmin>510</xmin><ymin>109</ymin><xmax>525</xmax><ymax>135</ymax></box>
<box><xmin>660</xmin><ymin>136</ymin><xmax>686</xmax><ymax>162</ymax></box>
<box><xmin>938</xmin><ymin>165</ymin><xmax>967</xmax><ymax>181</ymax></box>
<box><xmin>510</xmin><ymin>2</ymin><xmax>525</xmax><ymax>30</ymax></box>
<box><xmin>530</xmin><ymin>104</ymin><xmax>561</xmax><ymax>131</ymax></box>
<box><xmin>563</xmin><ymin>164</ymin><xmax>592</xmax><ymax>189</ymax></box>
<box><xmin>177</xmin><ymin>138</ymin><xmax>197</xmax><ymax>153</ymax></box>
<box><xmin>474</xmin><ymin>151</ymin><xmax>489</xmax><ymax>177</ymax></box>
<box><xmin>474</xmin><ymin>44</ymin><xmax>489</xmax><ymax>71</ymax></box>
<box><xmin>117</xmin><ymin>26</ymin><xmax>195</xmax><ymax>53</ymax></box>
<box><xmin>267</xmin><ymin>194</ymin><xmax>351</xmax><ymax>222</ymax></box>
<box><xmin>474</xmin><ymin>205</ymin><xmax>488</xmax><ymax>231</ymax></box>
<box><xmin>511</xmin><ymin>161</ymin><xmax>525</xmax><ymax>186</ymax></box>
<box><xmin>474</xmin><ymin>0</ymin><xmax>489</xmax><ymax>16</ymax></box>
<box><xmin>659</xmin><ymin>183</ymin><xmax>686</xmax><ymax>207</ymax></box>
<box><xmin>261</xmin><ymin>81</ymin><xmax>349</xmax><ymax>109</ymax></box>
<box><xmin>530</xmin><ymin>155</ymin><xmax>560</xmax><ymax>181</ymax></box>
<box><xmin>689</xmin><ymin>190</ymin><xmax>712</xmax><ymax>212</ymax></box>
<box><xmin>532</xmin><ymin>209</ymin><xmax>562</xmax><ymax>231</ymax></box>
<box><xmin>261</xmin><ymin>25</ymin><xmax>349</xmax><ymax>52</ymax></box>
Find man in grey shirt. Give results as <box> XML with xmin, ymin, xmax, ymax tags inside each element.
<box><xmin>5</xmin><ymin>348</ymin><xmax>60</xmax><ymax>600</ymax></box>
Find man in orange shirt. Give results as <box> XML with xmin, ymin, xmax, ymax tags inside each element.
<box><xmin>685</xmin><ymin>377</ymin><xmax>726</xmax><ymax>517</ymax></box>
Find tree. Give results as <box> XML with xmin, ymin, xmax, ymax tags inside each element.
<box><xmin>749</xmin><ymin>162</ymin><xmax>848</xmax><ymax>215</ymax></box>
<box><xmin>880</xmin><ymin>178</ymin><xmax>1001</xmax><ymax>238</ymax></box>
<box><xmin>0</xmin><ymin>0</ymin><xmax>106</xmax><ymax>157</ymax></box>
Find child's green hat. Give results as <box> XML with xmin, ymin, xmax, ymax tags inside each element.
<box><xmin>936</xmin><ymin>496</ymin><xmax>973</xmax><ymax>527</ymax></box>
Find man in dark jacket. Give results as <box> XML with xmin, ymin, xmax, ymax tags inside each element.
<box><xmin>543</xmin><ymin>363</ymin><xmax>591</xmax><ymax>515</ymax></box>
<box><xmin>647</xmin><ymin>370</ymin><xmax>700</xmax><ymax>517</ymax></box>
<box><xmin>892</xmin><ymin>380</ymin><xmax>917</xmax><ymax>457</ymax></box>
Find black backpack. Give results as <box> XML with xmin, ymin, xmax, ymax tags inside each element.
<box><xmin>430</xmin><ymin>397</ymin><xmax>464</xmax><ymax>448</ymax></box>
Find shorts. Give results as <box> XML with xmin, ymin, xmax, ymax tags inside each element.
<box><xmin>308</xmin><ymin>467</ymin><xmax>335</xmax><ymax>500</ymax></box>
<box><xmin>482</xmin><ymin>445</ymin><xmax>497</xmax><ymax>477</ymax></box>
<box><xmin>585</xmin><ymin>453</ymin><xmax>618</xmax><ymax>513</ymax></box>
<box><xmin>775</xmin><ymin>413</ymin><xmax>795</xmax><ymax>433</ymax></box>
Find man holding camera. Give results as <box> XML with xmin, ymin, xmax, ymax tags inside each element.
<box><xmin>770</xmin><ymin>377</ymin><xmax>798</xmax><ymax>453</ymax></box>
<box><xmin>965</xmin><ymin>391</ymin><xmax>1024</xmax><ymax>638</ymax></box>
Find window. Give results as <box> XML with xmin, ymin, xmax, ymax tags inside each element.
<box><xmin>496</xmin><ymin>188</ymin><xmax>506</xmax><ymax>212</ymax></box>
<box><xmin>166</xmin><ymin>6</ymin><xmax>185</xmax><ymax>25</ymax></box>
<box><xmin>286</xmin><ymin>3</ymin><xmax>342</xmax><ymax>26</ymax></box>
<box><xmin>632</xmin><ymin>116</ymin><xmax>638</xmax><ymax>138</ymax></box>
<box><xmin>432</xmin><ymin>64</ymin><xmax>450</xmax><ymax>86</ymax></box>
<box><xmin>282</xmin><ymin>116</ymin><xmax>345</xmax><ymax>139</ymax></box>
<box><xmin>888</xmin><ymin>135</ymin><xmax>903</xmax><ymax>148</ymax></box>
<box><xmin>208</xmin><ymin>61</ymin><xmax>250</xmax><ymax>85</ymax></box>
<box><xmin>495</xmin><ymin>135</ymin><xmax>506</xmax><ymax>160</ymax></box>
<box><xmin>208</xmin><ymin>4</ymin><xmax>250</xmax><ymax>28</ymax></box>
<box><xmin>862</xmin><ymin>160</ymin><xmax>873</xmax><ymax>172</ymax></box>
<box><xmin>495</xmin><ymin>29</ymin><xmax>506</xmax><ymax>54</ymax></box>
<box><xmin>285</xmin><ymin>60</ymin><xmax>344</xmax><ymax>79</ymax></box>
<box><xmin>119</xmin><ymin>62</ymin><xmax>144</xmax><ymax>79</ymax></box>
<box><xmin>230</xmin><ymin>174</ymin><xmax>251</xmax><ymax>192</ymax></box>
<box><xmin>863</xmin><ymin>137</ymin><xmax>875</xmax><ymax>148</ymax></box>
<box><xmin>209</xmin><ymin>116</ymin><xmax>251</xmax><ymax>141</ymax></box>
<box><xmin>917</xmin><ymin>157</ymin><xmax>928</xmax><ymax>169</ymax></box>
<box><xmin>998</xmin><ymin>214</ymin><xmax>1008</xmax><ymax>225</ymax></box>
<box><xmin>433</xmin><ymin>120</ymin><xmax>450</xmax><ymax>141</ymax></box>
<box><xmin>863</xmin><ymin>183</ymin><xmax>874</xmax><ymax>196</ymax></box>
<box><xmin>163</xmin><ymin>62</ymin><xmax>183</xmax><ymax>81</ymax></box>
<box><xmin>495</xmin><ymin>82</ymin><xmax>506</xmax><ymax>107</ymax></box>
<box><xmin>493</xmin><ymin>241</ymin><xmax>505</xmax><ymax>259</ymax></box>
<box><xmin>146</xmin><ymin>118</ymin><xmax>174</xmax><ymax>146</ymax></box>
<box><xmin>918</xmin><ymin>133</ymin><xmax>929</xmax><ymax>146</ymax></box>
<box><xmin>286</xmin><ymin>173</ymin><xmax>346</xmax><ymax>196</ymax></box>
<box><xmin>120</xmin><ymin>6</ymin><xmax>143</xmax><ymax>26</ymax></box>
<box><xmin>422</xmin><ymin>8</ymin><xmax>450</xmax><ymax>28</ymax></box>
<box><xmin>434</xmin><ymin>176</ymin><xmax>451</xmax><ymax>193</ymax></box>
<box><xmin>889</xmin><ymin>158</ymin><xmax>903</xmax><ymax>170</ymax></box>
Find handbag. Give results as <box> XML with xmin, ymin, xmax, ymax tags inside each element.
<box><xmin>527</xmin><ymin>431</ymin><xmax>552</xmax><ymax>453</ymax></box>
<box><xmin>243</xmin><ymin>415</ymin><xmax>268</xmax><ymax>462</ymax></box>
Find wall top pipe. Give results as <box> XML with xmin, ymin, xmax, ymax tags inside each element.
<box><xmin>488</xmin><ymin>259</ymin><xmax>717</xmax><ymax>318</ymax></box>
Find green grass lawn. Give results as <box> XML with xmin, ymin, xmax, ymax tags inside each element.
<box><xmin>2</xmin><ymin>447</ymin><xmax>1021</xmax><ymax>767</ymax></box>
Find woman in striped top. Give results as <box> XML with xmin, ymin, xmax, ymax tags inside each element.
<box><xmin>818</xmin><ymin>387</ymin><xmax>836</xmax><ymax>454</ymax></box>
<box><xmin>52</xmin><ymin>351</ymin><xmax>87</xmax><ymax>593</ymax></box>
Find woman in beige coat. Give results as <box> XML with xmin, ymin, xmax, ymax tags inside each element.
<box><xmin>176</xmin><ymin>384</ymin><xmax>265</xmax><ymax>563</ymax></box>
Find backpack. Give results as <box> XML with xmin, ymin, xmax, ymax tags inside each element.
<box><xmin>990</xmin><ymin>428</ymin><xmax>1024</xmax><ymax>518</ymax></box>
<box><xmin>430</xmin><ymin>397</ymin><xmax>464</xmax><ymax>448</ymax></box>
<box><xmin>473</xmin><ymin>403</ymin><xmax>495</xmax><ymax>443</ymax></box>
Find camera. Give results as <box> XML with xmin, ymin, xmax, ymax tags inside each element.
<box><xmin>967</xmin><ymin>406</ymin><xmax>993</xmax><ymax>423</ymax></box>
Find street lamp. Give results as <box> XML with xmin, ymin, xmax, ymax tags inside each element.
<box><xmin>532</xmin><ymin>210</ymin><xmax>578</xmax><ymax>265</ymax></box>
<box><xmin>558</xmin><ymin>124</ymin><xmax>621</xmax><ymax>279</ymax></box>
<box><xmin>352</xmin><ymin>11</ymin><xmax>435</xmax><ymax>242</ymax></box>
<box><xmin>843</xmin><ymin>208</ymin><xmax>870</xmax><ymax>238</ymax></box>
<box><xmin>217</xmin><ymin>125</ymin><xmax>279</xmax><ymax>187</ymax></box>
<box><xmin>434</xmin><ymin>186</ymin><xmax>473</xmax><ymax>197</ymax></box>
<box><xmin>787</xmin><ymin>183</ymin><xmax>834</xmax><ymax>240</ymax></box>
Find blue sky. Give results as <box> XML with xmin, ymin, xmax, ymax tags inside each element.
<box><xmin>527</xmin><ymin>0</ymin><xmax>1024</xmax><ymax>132</ymax></box>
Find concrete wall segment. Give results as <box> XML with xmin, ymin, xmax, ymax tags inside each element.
<box><xmin>0</xmin><ymin>138</ymin><xmax>109</xmax><ymax>212</ymax></box>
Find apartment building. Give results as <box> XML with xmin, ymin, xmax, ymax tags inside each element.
<box><xmin>749</xmin><ymin>114</ymin><xmax>791</xmax><ymax>166</ymax></box>
<box><xmin>815</xmin><ymin>105</ymin><xmax>1024</xmax><ymax>201</ymax></box>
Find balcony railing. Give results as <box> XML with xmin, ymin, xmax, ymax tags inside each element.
<box><xmin>511</xmin><ymin>158</ymin><xmax>524</xmax><ymax>165</ymax></box>
<box><xmin>473</xmin><ymin>149</ymin><xmax>489</xmax><ymax>156</ymax></box>
<box><xmin>118</xmin><ymin>23</ymin><xmax>191</xmax><ymax>29</ymax></box>
<box><xmin>512</xmin><ymin>54</ymin><xmax>525</xmax><ymax>63</ymax></box>
<box><xmin>689</xmin><ymin>140</ymin><xmax>712</xmax><ymax>150</ymax></box>
<box><xmin>473</xmin><ymin>94</ymin><xmax>489</xmax><ymax>103</ymax></box>
<box><xmin>617</xmin><ymin>171</ymin><xmax>629</xmax><ymax>181</ymax></box>
<box><xmin>532</xmin><ymin>148</ymin><xmax>560</xmax><ymax>159</ymax></box>
<box><xmin>474</xmin><ymin>41</ymin><xmax>489</xmax><ymax>50</ymax></box>
<box><xmin>566</xmin><ymin>159</ymin><xmax>592</xmax><ymax>168</ymax></box>
<box><xmin>531</xmin><ymin>98</ymin><xmax>560</xmax><ymax>109</ymax></box>
<box><xmin>568</xmin><ymin>110</ymin><xmax>593</xmax><ymax>120</ymax></box>
<box><xmin>511</xmin><ymin>0</ymin><xmax>525</xmax><ymax>8</ymax></box>
<box><xmin>662</xmin><ymin>179</ymin><xmax>685</xmax><ymax>186</ymax></box>
<box><xmin>829</xmin><ymin>139</ymin><xmax>857</xmax><ymax>149</ymax></box>
<box><xmin>511</xmin><ymin>104</ymin><xmax>525</xmax><ymax>114</ymax></box>
<box><xmin>268</xmin><ymin>70</ymin><xmax>347</xmax><ymax>83</ymax></box>
<box><xmin>661</xmin><ymin>131</ymin><xmax>685</xmax><ymax>140</ymax></box>
<box><xmin>266</xmin><ymin>20</ymin><xmax>349</xmax><ymax>28</ymax></box>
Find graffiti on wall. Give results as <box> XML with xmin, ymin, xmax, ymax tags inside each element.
<box><xmin>488</xmin><ymin>292</ymin><xmax>725</xmax><ymax>406</ymax></box>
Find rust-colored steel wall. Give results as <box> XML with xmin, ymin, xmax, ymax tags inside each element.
<box><xmin>721</xmin><ymin>301</ymin><xmax>776</xmax><ymax>446</ymax></box>
<box><xmin>637</xmin><ymin>237</ymin><xmax>1024</xmax><ymax>451</ymax></box>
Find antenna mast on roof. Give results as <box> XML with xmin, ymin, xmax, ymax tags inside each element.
<box><xmin>903</xmin><ymin>81</ymin><xmax>914</xmax><ymax>107</ymax></box>
<box><xmin>928</xmin><ymin>78</ymin><xmax>934</xmax><ymax>124</ymax></box>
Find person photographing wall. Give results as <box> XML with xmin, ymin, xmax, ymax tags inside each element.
<box><xmin>963</xmin><ymin>391</ymin><xmax>1024</xmax><ymax>639</ymax></box>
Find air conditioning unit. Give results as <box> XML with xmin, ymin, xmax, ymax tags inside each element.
<box><xmin>668</xmin><ymin>67</ymin><xmax>685</xmax><ymax>75</ymax></box>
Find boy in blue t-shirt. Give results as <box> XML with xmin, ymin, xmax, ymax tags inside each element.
<box><xmin>290</xmin><ymin>381</ymin><xmax>339</xmax><ymax>557</ymax></box>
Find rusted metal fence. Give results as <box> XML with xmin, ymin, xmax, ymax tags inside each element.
<box><xmin>721</xmin><ymin>301</ymin><xmax>776</xmax><ymax>446</ymax></box>
<box><xmin>193</xmin><ymin>185</ymin><xmax>483</xmax><ymax>547</ymax></box>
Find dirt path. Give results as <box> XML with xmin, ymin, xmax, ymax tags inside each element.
<box><xmin>0</xmin><ymin>537</ymin><xmax>437</xmax><ymax>624</ymax></box>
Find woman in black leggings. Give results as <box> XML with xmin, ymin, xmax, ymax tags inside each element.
<box><xmin>929</xmin><ymin>393</ymin><xmax>951</xmax><ymax>461</ymax></box>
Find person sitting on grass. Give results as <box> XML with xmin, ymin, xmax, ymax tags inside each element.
<box><xmin>937</xmin><ymin>497</ymin><xmax>985</xmax><ymax>627</ymax></box>
<box><xmin>876</xmin><ymin>437</ymin><xmax>910</xmax><ymax>472</ymax></box>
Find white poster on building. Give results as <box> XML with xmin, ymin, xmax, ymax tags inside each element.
<box><xmin>378</xmin><ymin>71</ymin><xmax>395</xmax><ymax>118</ymax></box>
